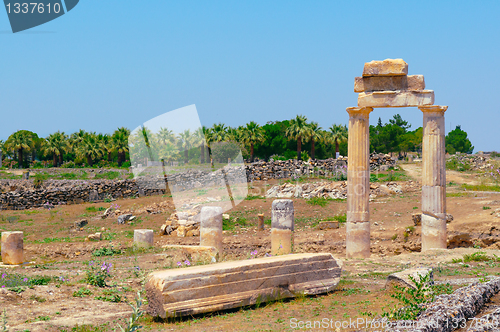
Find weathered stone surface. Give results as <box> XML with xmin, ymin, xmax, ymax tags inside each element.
<box><xmin>146</xmin><ymin>253</ymin><xmax>342</xmax><ymax>318</ymax></box>
<box><xmin>87</xmin><ymin>232</ymin><xmax>102</xmax><ymax>241</ymax></box>
<box><xmin>358</xmin><ymin>90</ymin><xmax>435</xmax><ymax>107</ymax></box>
<box><xmin>362</xmin><ymin>59</ymin><xmax>408</xmax><ymax>77</ymax></box>
<box><xmin>74</xmin><ymin>219</ymin><xmax>88</xmax><ymax>229</ymax></box>
<box><xmin>1</xmin><ymin>231</ymin><xmax>23</xmax><ymax>265</ymax></box>
<box><xmin>257</xmin><ymin>213</ymin><xmax>264</xmax><ymax>231</ymax></box>
<box><xmin>200</xmin><ymin>207</ymin><xmax>223</xmax><ymax>256</ymax></box>
<box><xmin>117</xmin><ymin>214</ymin><xmax>133</xmax><ymax>224</ymax></box>
<box><xmin>354</xmin><ymin>75</ymin><xmax>425</xmax><ymax>92</ymax></box>
<box><xmin>413</xmin><ymin>213</ymin><xmax>453</xmax><ymax>226</ymax></box>
<box><xmin>385</xmin><ymin>267</ymin><xmax>433</xmax><ymax>289</ymax></box>
<box><xmin>162</xmin><ymin>244</ymin><xmax>218</xmax><ymax>263</ymax></box>
<box><xmin>134</xmin><ymin>229</ymin><xmax>154</xmax><ymax>247</ymax></box>
<box><xmin>318</xmin><ymin>221</ymin><xmax>339</xmax><ymax>230</ymax></box>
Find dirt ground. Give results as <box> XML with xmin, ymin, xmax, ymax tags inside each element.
<box><xmin>1</xmin><ymin>163</ymin><xmax>500</xmax><ymax>331</ymax></box>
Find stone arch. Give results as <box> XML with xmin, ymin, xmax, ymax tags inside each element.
<box><xmin>346</xmin><ymin>59</ymin><xmax>447</xmax><ymax>258</ymax></box>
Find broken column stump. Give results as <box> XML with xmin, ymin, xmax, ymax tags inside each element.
<box><xmin>271</xmin><ymin>199</ymin><xmax>294</xmax><ymax>255</ymax></box>
<box><xmin>200</xmin><ymin>206</ymin><xmax>223</xmax><ymax>257</ymax></box>
<box><xmin>146</xmin><ymin>253</ymin><xmax>342</xmax><ymax>318</ymax></box>
<box><xmin>134</xmin><ymin>229</ymin><xmax>154</xmax><ymax>247</ymax></box>
<box><xmin>1</xmin><ymin>231</ymin><xmax>24</xmax><ymax>265</ymax></box>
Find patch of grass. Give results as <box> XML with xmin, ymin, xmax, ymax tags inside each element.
<box><xmin>462</xmin><ymin>184</ymin><xmax>500</xmax><ymax>192</ymax></box>
<box><xmin>73</xmin><ymin>287</ymin><xmax>93</xmax><ymax>298</ymax></box>
<box><xmin>29</xmin><ymin>295</ymin><xmax>46</xmax><ymax>303</ymax></box>
<box><xmin>446</xmin><ymin>158</ymin><xmax>471</xmax><ymax>171</ymax></box>
<box><xmin>333</xmin><ymin>213</ymin><xmax>347</xmax><ymax>223</ymax></box>
<box><xmin>94</xmin><ymin>171</ymin><xmax>121</xmax><ymax>180</ymax></box>
<box><xmin>32</xmin><ymin>237</ymin><xmax>71</xmax><ymax>244</ymax></box>
<box><xmin>245</xmin><ymin>195</ymin><xmax>265</xmax><ymax>200</ymax></box>
<box><xmin>92</xmin><ymin>247</ymin><xmax>122</xmax><ymax>257</ymax></box>
<box><xmin>463</xmin><ymin>251</ymin><xmax>490</xmax><ymax>262</ymax></box>
<box><xmin>483</xmin><ymin>206</ymin><xmax>492</xmax><ymax>210</ymax></box>
<box><xmin>29</xmin><ymin>275</ymin><xmax>53</xmax><ymax>286</ymax></box>
<box><xmin>446</xmin><ymin>192</ymin><xmax>469</xmax><ymax>197</ymax></box>
<box><xmin>306</xmin><ymin>197</ymin><xmax>329</xmax><ymax>207</ymax></box>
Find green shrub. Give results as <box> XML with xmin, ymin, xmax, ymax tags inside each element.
<box><xmin>306</xmin><ymin>197</ymin><xmax>329</xmax><ymax>207</ymax></box>
<box><xmin>85</xmin><ymin>261</ymin><xmax>112</xmax><ymax>287</ymax></box>
<box><xmin>92</xmin><ymin>247</ymin><xmax>122</xmax><ymax>257</ymax></box>
<box><xmin>73</xmin><ymin>287</ymin><xmax>92</xmax><ymax>297</ymax></box>
<box><xmin>333</xmin><ymin>214</ymin><xmax>347</xmax><ymax>223</ymax></box>
<box><xmin>463</xmin><ymin>251</ymin><xmax>490</xmax><ymax>262</ymax></box>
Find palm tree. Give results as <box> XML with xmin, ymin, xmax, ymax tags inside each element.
<box><xmin>96</xmin><ymin>133</ymin><xmax>113</xmax><ymax>162</ymax></box>
<box><xmin>157</xmin><ymin>127</ymin><xmax>175</xmax><ymax>146</ymax></box>
<box><xmin>42</xmin><ymin>131</ymin><xmax>68</xmax><ymax>166</ymax></box>
<box><xmin>75</xmin><ymin>133</ymin><xmax>102</xmax><ymax>166</ymax></box>
<box><xmin>308</xmin><ymin>122</ymin><xmax>323</xmax><ymax>160</ymax></box>
<box><xmin>4</xmin><ymin>130</ymin><xmax>35</xmax><ymax>169</ymax></box>
<box><xmin>242</xmin><ymin>121</ymin><xmax>265</xmax><ymax>162</ymax></box>
<box><xmin>193</xmin><ymin>127</ymin><xmax>208</xmax><ymax>164</ymax></box>
<box><xmin>0</xmin><ymin>140</ymin><xmax>4</xmax><ymax>167</ymax></box>
<box><xmin>329</xmin><ymin>124</ymin><xmax>348</xmax><ymax>159</ymax></box>
<box><xmin>112</xmin><ymin>127</ymin><xmax>130</xmax><ymax>166</ymax></box>
<box><xmin>209</xmin><ymin>123</ymin><xmax>228</xmax><ymax>143</ymax></box>
<box><xmin>285</xmin><ymin>115</ymin><xmax>311</xmax><ymax>161</ymax></box>
<box><xmin>177</xmin><ymin>129</ymin><xmax>195</xmax><ymax>164</ymax></box>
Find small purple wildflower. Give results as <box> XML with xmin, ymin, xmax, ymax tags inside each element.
<box><xmin>1</xmin><ymin>273</ymin><xmax>6</xmax><ymax>279</ymax></box>
<box><xmin>184</xmin><ymin>260</ymin><xmax>191</xmax><ymax>266</ymax></box>
<box><xmin>265</xmin><ymin>253</ymin><xmax>272</xmax><ymax>257</ymax></box>
<box><xmin>177</xmin><ymin>262</ymin><xmax>182</xmax><ymax>267</ymax></box>
<box><xmin>23</xmin><ymin>278</ymin><xmax>28</xmax><ymax>282</ymax></box>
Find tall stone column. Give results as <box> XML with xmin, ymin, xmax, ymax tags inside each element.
<box><xmin>419</xmin><ymin>105</ymin><xmax>447</xmax><ymax>250</ymax></box>
<box><xmin>200</xmin><ymin>207</ymin><xmax>223</xmax><ymax>259</ymax></box>
<box><xmin>346</xmin><ymin>107</ymin><xmax>372</xmax><ymax>259</ymax></box>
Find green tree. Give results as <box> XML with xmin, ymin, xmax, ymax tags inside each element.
<box><xmin>328</xmin><ymin>124</ymin><xmax>348</xmax><ymax>158</ymax></box>
<box><xmin>112</xmin><ymin>127</ymin><xmax>130</xmax><ymax>166</ymax></box>
<box><xmin>42</xmin><ymin>131</ymin><xmax>68</xmax><ymax>166</ymax></box>
<box><xmin>285</xmin><ymin>115</ymin><xmax>311</xmax><ymax>161</ymax></box>
<box><xmin>177</xmin><ymin>129</ymin><xmax>195</xmax><ymax>164</ymax></box>
<box><xmin>308</xmin><ymin>122</ymin><xmax>323</xmax><ymax>160</ymax></box>
<box><xmin>4</xmin><ymin>130</ymin><xmax>36</xmax><ymax>169</ymax></box>
<box><xmin>75</xmin><ymin>133</ymin><xmax>102</xmax><ymax>166</ymax></box>
<box><xmin>446</xmin><ymin>125</ymin><xmax>474</xmax><ymax>154</ymax></box>
<box><xmin>242</xmin><ymin>121</ymin><xmax>265</xmax><ymax>162</ymax></box>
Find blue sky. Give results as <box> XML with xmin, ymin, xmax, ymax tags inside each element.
<box><xmin>1</xmin><ymin>1</ymin><xmax>498</xmax><ymax>151</ymax></box>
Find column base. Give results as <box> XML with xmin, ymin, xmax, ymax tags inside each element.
<box><xmin>346</xmin><ymin>222</ymin><xmax>370</xmax><ymax>259</ymax></box>
<box><xmin>421</xmin><ymin>214</ymin><xmax>447</xmax><ymax>251</ymax></box>
<box><xmin>271</xmin><ymin>228</ymin><xmax>292</xmax><ymax>255</ymax></box>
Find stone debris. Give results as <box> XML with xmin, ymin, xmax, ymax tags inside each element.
<box><xmin>74</xmin><ymin>219</ymin><xmax>88</xmax><ymax>229</ymax></box>
<box><xmin>491</xmin><ymin>208</ymin><xmax>500</xmax><ymax>218</ymax></box>
<box><xmin>385</xmin><ymin>278</ymin><xmax>500</xmax><ymax>332</ymax></box>
<box><xmin>447</xmin><ymin>153</ymin><xmax>494</xmax><ymax>171</ymax></box>
<box><xmin>385</xmin><ymin>267</ymin><xmax>433</xmax><ymax>289</ymax></box>
<box><xmin>318</xmin><ymin>221</ymin><xmax>339</xmax><ymax>230</ymax></box>
<box><xmin>146</xmin><ymin>253</ymin><xmax>341</xmax><ymax>318</ymax></box>
<box><xmin>466</xmin><ymin>307</ymin><xmax>500</xmax><ymax>332</ymax></box>
<box><xmin>117</xmin><ymin>214</ymin><xmax>134</xmax><ymax>225</ymax></box>
<box><xmin>355</xmin><ymin>58</ymin><xmax>434</xmax><ymax>109</ymax></box>
<box><xmin>134</xmin><ymin>229</ymin><xmax>154</xmax><ymax>247</ymax></box>
<box><xmin>266</xmin><ymin>181</ymin><xmax>413</xmax><ymax>199</ymax></box>
<box><xmin>86</xmin><ymin>232</ymin><xmax>102</xmax><ymax>241</ymax></box>
<box><xmin>159</xmin><ymin>209</ymin><xmax>202</xmax><ymax>237</ymax></box>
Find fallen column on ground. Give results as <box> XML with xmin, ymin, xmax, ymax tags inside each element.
<box><xmin>146</xmin><ymin>253</ymin><xmax>342</xmax><ymax>318</ymax></box>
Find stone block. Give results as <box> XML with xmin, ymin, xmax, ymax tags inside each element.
<box><xmin>318</xmin><ymin>221</ymin><xmax>339</xmax><ymax>230</ymax></box>
<box><xmin>362</xmin><ymin>58</ymin><xmax>408</xmax><ymax>77</ymax></box>
<box><xmin>354</xmin><ymin>75</ymin><xmax>425</xmax><ymax>92</ymax></box>
<box><xmin>74</xmin><ymin>219</ymin><xmax>88</xmax><ymax>229</ymax></box>
<box><xmin>1</xmin><ymin>231</ymin><xmax>23</xmax><ymax>265</ymax></box>
<box><xmin>87</xmin><ymin>232</ymin><xmax>102</xmax><ymax>241</ymax></box>
<box><xmin>162</xmin><ymin>244</ymin><xmax>218</xmax><ymax>263</ymax></box>
<box><xmin>385</xmin><ymin>267</ymin><xmax>433</xmax><ymax>289</ymax></box>
<box><xmin>200</xmin><ymin>207</ymin><xmax>223</xmax><ymax>256</ymax></box>
<box><xmin>134</xmin><ymin>229</ymin><xmax>154</xmax><ymax>247</ymax></box>
<box><xmin>146</xmin><ymin>253</ymin><xmax>342</xmax><ymax>318</ymax></box>
<box><xmin>358</xmin><ymin>90</ymin><xmax>434</xmax><ymax>108</ymax></box>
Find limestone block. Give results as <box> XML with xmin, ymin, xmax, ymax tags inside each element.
<box><xmin>200</xmin><ymin>207</ymin><xmax>223</xmax><ymax>256</ymax></box>
<box><xmin>271</xmin><ymin>228</ymin><xmax>292</xmax><ymax>255</ymax></box>
<box><xmin>271</xmin><ymin>199</ymin><xmax>294</xmax><ymax>231</ymax></box>
<box><xmin>146</xmin><ymin>253</ymin><xmax>342</xmax><ymax>318</ymax></box>
<box><xmin>162</xmin><ymin>244</ymin><xmax>218</xmax><ymax>263</ymax></box>
<box><xmin>87</xmin><ymin>232</ymin><xmax>102</xmax><ymax>241</ymax></box>
<box><xmin>134</xmin><ymin>229</ymin><xmax>154</xmax><ymax>247</ymax></box>
<box><xmin>74</xmin><ymin>219</ymin><xmax>88</xmax><ymax>229</ymax></box>
<box><xmin>318</xmin><ymin>221</ymin><xmax>339</xmax><ymax>230</ymax></box>
<box><xmin>358</xmin><ymin>90</ymin><xmax>434</xmax><ymax>108</ymax></box>
<box><xmin>385</xmin><ymin>268</ymin><xmax>433</xmax><ymax>289</ymax></box>
<box><xmin>354</xmin><ymin>75</ymin><xmax>425</xmax><ymax>92</ymax></box>
<box><xmin>1</xmin><ymin>231</ymin><xmax>23</xmax><ymax>265</ymax></box>
<box><xmin>362</xmin><ymin>59</ymin><xmax>408</xmax><ymax>77</ymax></box>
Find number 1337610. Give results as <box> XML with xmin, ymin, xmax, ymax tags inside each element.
<box><xmin>6</xmin><ymin>3</ymin><xmax>61</xmax><ymax>14</ymax></box>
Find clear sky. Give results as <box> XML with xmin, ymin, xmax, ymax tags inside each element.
<box><xmin>1</xmin><ymin>1</ymin><xmax>498</xmax><ymax>152</ymax></box>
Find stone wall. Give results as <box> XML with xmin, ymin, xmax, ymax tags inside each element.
<box><xmin>0</xmin><ymin>155</ymin><xmax>397</xmax><ymax>210</ymax></box>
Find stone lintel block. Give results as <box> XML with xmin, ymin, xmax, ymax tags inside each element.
<box><xmin>362</xmin><ymin>59</ymin><xmax>408</xmax><ymax>77</ymax></box>
<box><xmin>354</xmin><ymin>75</ymin><xmax>425</xmax><ymax>92</ymax></box>
<box><xmin>318</xmin><ymin>221</ymin><xmax>339</xmax><ymax>230</ymax></box>
<box><xmin>358</xmin><ymin>90</ymin><xmax>434</xmax><ymax>108</ymax></box>
<box><xmin>134</xmin><ymin>229</ymin><xmax>154</xmax><ymax>247</ymax></box>
<box><xmin>385</xmin><ymin>268</ymin><xmax>433</xmax><ymax>289</ymax></box>
<box><xmin>146</xmin><ymin>253</ymin><xmax>342</xmax><ymax>318</ymax></box>
<box><xmin>1</xmin><ymin>231</ymin><xmax>23</xmax><ymax>265</ymax></box>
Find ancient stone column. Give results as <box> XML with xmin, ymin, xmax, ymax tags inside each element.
<box><xmin>346</xmin><ymin>107</ymin><xmax>373</xmax><ymax>259</ymax></box>
<box><xmin>419</xmin><ymin>105</ymin><xmax>447</xmax><ymax>250</ymax></box>
<box><xmin>271</xmin><ymin>199</ymin><xmax>294</xmax><ymax>255</ymax></box>
<box><xmin>257</xmin><ymin>213</ymin><xmax>264</xmax><ymax>231</ymax></box>
<box><xmin>134</xmin><ymin>229</ymin><xmax>154</xmax><ymax>247</ymax></box>
<box><xmin>1</xmin><ymin>231</ymin><xmax>24</xmax><ymax>265</ymax></box>
<box><xmin>200</xmin><ymin>207</ymin><xmax>223</xmax><ymax>258</ymax></box>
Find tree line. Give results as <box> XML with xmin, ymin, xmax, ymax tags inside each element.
<box><xmin>0</xmin><ymin>114</ymin><xmax>473</xmax><ymax>169</ymax></box>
